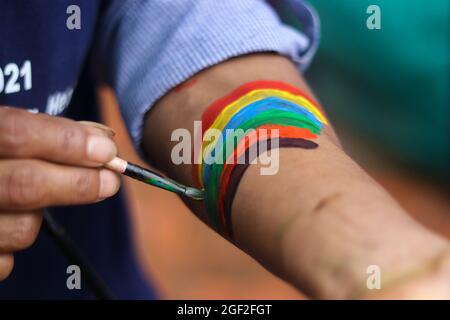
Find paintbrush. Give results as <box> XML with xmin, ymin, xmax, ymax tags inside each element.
<box><xmin>105</xmin><ymin>157</ymin><xmax>205</xmax><ymax>200</ymax></box>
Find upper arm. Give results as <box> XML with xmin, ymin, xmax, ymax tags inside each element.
<box><xmin>93</xmin><ymin>0</ymin><xmax>319</xmax><ymax>157</ymax></box>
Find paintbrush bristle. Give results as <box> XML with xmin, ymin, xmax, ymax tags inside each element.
<box><xmin>184</xmin><ymin>187</ymin><xmax>205</xmax><ymax>200</ymax></box>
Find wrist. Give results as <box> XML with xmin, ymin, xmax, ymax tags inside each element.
<box><xmin>282</xmin><ymin>196</ymin><xmax>449</xmax><ymax>299</ymax></box>
<box><xmin>355</xmin><ymin>249</ymin><xmax>450</xmax><ymax>299</ymax></box>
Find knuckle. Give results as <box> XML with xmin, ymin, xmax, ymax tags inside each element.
<box><xmin>71</xmin><ymin>170</ymin><xmax>98</xmax><ymax>202</ymax></box>
<box><xmin>57</xmin><ymin>125</ymin><xmax>86</xmax><ymax>160</ymax></box>
<box><xmin>0</xmin><ymin>254</ymin><xmax>14</xmax><ymax>281</ymax></box>
<box><xmin>6</xmin><ymin>164</ymin><xmax>45</xmax><ymax>208</ymax></box>
<box><xmin>11</xmin><ymin>214</ymin><xmax>41</xmax><ymax>250</ymax></box>
<box><xmin>0</xmin><ymin>108</ymin><xmax>28</xmax><ymax>153</ymax></box>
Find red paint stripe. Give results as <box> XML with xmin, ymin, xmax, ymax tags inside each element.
<box><xmin>217</xmin><ymin>125</ymin><xmax>317</xmax><ymax>227</ymax></box>
<box><xmin>174</xmin><ymin>78</ymin><xmax>198</xmax><ymax>92</ymax></box>
<box><xmin>201</xmin><ymin>81</ymin><xmax>320</xmax><ymax>134</ymax></box>
<box><xmin>222</xmin><ymin>138</ymin><xmax>318</xmax><ymax>237</ymax></box>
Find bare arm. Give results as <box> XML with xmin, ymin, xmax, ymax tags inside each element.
<box><xmin>143</xmin><ymin>54</ymin><xmax>450</xmax><ymax>299</ymax></box>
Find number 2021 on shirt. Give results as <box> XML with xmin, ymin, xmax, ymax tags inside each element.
<box><xmin>0</xmin><ymin>60</ymin><xmax>32</xmax><ymax>95</ymax></box>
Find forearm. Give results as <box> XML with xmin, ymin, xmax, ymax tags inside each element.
<box><xmin>233</xmin><ymin>145</ymin><xmax>448</xmax><ymax>299</ymax></box>
<box><xmin>142</xmin><ymin>54</ymin><xmax>449</xmax><ymax>298</ymax></box>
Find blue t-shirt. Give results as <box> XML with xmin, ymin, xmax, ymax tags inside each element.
<box><xmin>0</xmin><ymin>0</ymin><xmax>155</xmax><ymax>299</ymax></box>
<box><xmin>0</xmin><ymin>0</ymin><xmax>317</xmax><ymax>298</ymax></box>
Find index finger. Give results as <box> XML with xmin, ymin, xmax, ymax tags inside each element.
<box><xmin>0</xmin><ymin>107</ymin><xmax>117</xmax><ymax>167</ymax></box>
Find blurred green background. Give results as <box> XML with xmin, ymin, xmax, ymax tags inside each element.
<box><xmin>284</xmin><ymin>0</ymin><xmax>449</xmax><ymax>180</ymax></box>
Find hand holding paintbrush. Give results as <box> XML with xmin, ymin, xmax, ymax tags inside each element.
<box><xmin>80</xmin><ymin>121</ymin><xmax>204</xmax><ymax>201</ymax></box>
<box><xmin>105</xmin><ymin>157</ymin><xmax>204</xmax><ymax>200</ymax></box>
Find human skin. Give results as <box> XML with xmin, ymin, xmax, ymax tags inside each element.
<box><xmin>143</xmin><ymin>54</ymin><xmax>450</xmax><ymax>299</ymax></box>
<box><xmin>0</xmin><ymin>54</ymin><xmax>447</xmax><ymax>298</ymax></box>
<box><xmin>0</xmin><ymin>109</ymin><xmax>120</xmax><ymax>280</ymax></box>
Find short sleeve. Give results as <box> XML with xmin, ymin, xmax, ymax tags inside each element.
<box><xmin>94</xmin><ymin>0</ymin><xmax>320</xmax><ymax>152</ymax></box>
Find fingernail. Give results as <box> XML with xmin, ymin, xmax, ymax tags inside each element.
<box><xmin>79</xmin><ymin>121</ymin><xmax>116</xmax><ymax>138</ymax></box>
<box><xmin>98</xmin><ymin>169</ymin><xmax>121</xmax><ymax>200</ymax></box>
<box><xmin>87</xmin><ymin>135</ymin><xmax>117</xmax><ymax>163</ymax></box>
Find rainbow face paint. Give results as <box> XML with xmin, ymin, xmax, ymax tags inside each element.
<box><xmin>197</xmin><ymin>81</ymin><xmax>328</xmax><ymax>236</ymax></box>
